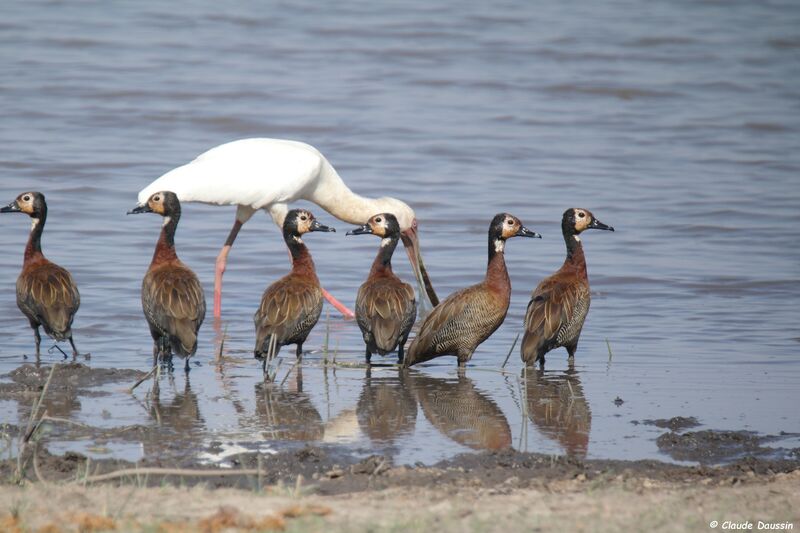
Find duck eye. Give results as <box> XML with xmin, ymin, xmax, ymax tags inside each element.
<box><xmin>506</xmin><ymin>219</ymin><xmax>514</xmax><ymax>225</ymax></box>
<box><xmin>375</xmin><ymin>217</ymin><xmax>382</xmax><ymax>223</ymax></box>
<box><xmin>154</xmin><ymin>196</ymin><xmax>160</xmax><ymax>202</ymax></box>
<box><xmin>23</xmin><ymin>195</ymin><xmax>30</xmax><ymax>202</ymax></box>
<box><xmin>578</xmin><ymin>212</ymin><xmax>585</xmax><ymax>218</ymax></box>
<box><xmin>300</xmin><ymin>215</ymin><xmax>307</xmax><ymax>221</ymax></box>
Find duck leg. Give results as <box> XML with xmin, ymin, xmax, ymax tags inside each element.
<box><xmin>397</xmin><ymin>343</ymin><xmax>404</xmax><ymax>365</ymax></box>
<box><xmin>32</xmin><ymin>326</ymin><xmax>41</xmax><ymax>358</ymax></box>
<box><xmin>365</xmin><ymin>348</ymin><xmax>372</xmax><ymax>366</ymax></box>
<box><xmin>566</xmin><ymin>343</ymin><xmax>577</xmax><ymax>365</ymax></box>
<box><xmin>184</xmin><ymin>358</ymin><xmax>190</xmax><ymax>373</ymax></box>
<box><xmin>68</xmin><ymin>336</ymin><xmax>79</xmax><ymax>357</ymax></box>
<box><xmin>296</xmin><ymin>342</ymin><xmax>304</xmax><ymax>360</ymax></box>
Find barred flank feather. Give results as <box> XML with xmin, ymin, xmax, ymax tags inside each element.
<box><xmin>253</xmin><ymin>275</ymin><xmax>323</xmax><ymax>357</ymax></box>
<box><xmin>355</xmin><ymin>277</ymin><xmax>416</xmax><ymax>356</ymax></box>
<box><xmin>142</xmin><ymin>261</ymin><xmax>206</xmax><ymax>358</ymax></box>
<box><xmin>17</xmin><ymin>260</ymin><xmax>80</xmax><ymax>340</ymax></box>
<box><xmin>521</xmin><ymin>277</ymin><xmax>590</xmax><ymax>364</ymax></box>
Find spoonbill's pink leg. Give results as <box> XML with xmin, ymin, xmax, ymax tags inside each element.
<box><xmin>214</xmin><ymin>219</ymin><xmax>244</xmax><ymax>319</ymax></box>
<box><xmin>322</xmin><ymin>288</ymin><xmax>354</xmax><ymax>319</ymax></box>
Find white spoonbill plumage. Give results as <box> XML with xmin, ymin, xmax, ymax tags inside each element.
<box><xmin>136</xmin><ymin>138</ymin><xmax>438</xmax><ymax>319</ymax></box>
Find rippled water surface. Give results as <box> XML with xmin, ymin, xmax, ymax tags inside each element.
<box><xmin>1</xmin><ymin>0</ymin><xmax>798</xmax><ymax>465</ymax></box>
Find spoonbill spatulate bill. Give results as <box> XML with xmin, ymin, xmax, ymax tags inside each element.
<box><xmin>136</xmin><ymin>138</ymin><xmax>438</xmax><ymax>319</ymax></box>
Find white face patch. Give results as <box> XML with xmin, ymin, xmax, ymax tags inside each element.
<box><xmin>494</xmin><ymin>239</ymin><xmax>505</xmax><ymax>253</ymax></box>
<box><xmin>31</xmin><ymin>218</ymin><xmax>39</xmax><ymax>231</ymax></box>
<box><xmin>380</xmin><ymin>237</ymin><xmax>393</xmax><ymax>248</ymax></box>
<box><xmin>293</xmin><ymin>235</ymin><xmax>304</xmax><ymax>244</ymax></box>
<box><xmin>162</xmin><ymin>216</ymin><xmax>171</xmax><ymax>227</ymax></box>
<box><xmin>574</xmin><ymin>235</ymin><xmax>581</xmax><ymax>242</ymax></box>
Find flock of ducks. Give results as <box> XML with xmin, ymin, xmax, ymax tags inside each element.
<box><xmin>1</xmin><ymin>139</ymin><xmax>614</xmax><ymax>373</ymax></box>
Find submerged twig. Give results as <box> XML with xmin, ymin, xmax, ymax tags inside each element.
<box><xmin>605</xmin><ymin>338</ymin><xmax>613</xmax><ymax>361</ymax></box>
<box><xmin>40</xmin><ymin>415</ymin><xmax>91</xmax><ymax>428</ymax></box>
<box><xmin>216</xmin><ymin>324</ymin><xmax>228</xmax><ymax>361</ymax></box>
<box><xmin>23</xmin><ymin>364</ymin><xmax>57</xmax><ymax>444</ymax></box>
<box><xmin>47</xmin><ymin>344</ymin><xmax>68</xmax><ymax>359</ymax></box>
<box><xmin>566</xmin><ymin>378</ymin><xmax>576</xmax><ymax>400</ymax></box>
<box><xmin>501</xmin><ymin>332</ymin><xmax>521</xmax><ymax>368</ymax></box>
<box><xmin>323</xmin><ymin>306</ymin><xmax>330</xmax><ymax>357</ymax></box>
<box><xmin>128</xmin><ymin>365</ymin><xmax>158</xmax><ymax>394</ymax></box>
<box><xmin>279</xmin><ymin>360</ymin><xmax>298</xmax><ymax>388</ymax></box>
<box><xmin>16</xmin><ymin>364</ymin><xmax>58</xmax><ymax>482</ymax></box>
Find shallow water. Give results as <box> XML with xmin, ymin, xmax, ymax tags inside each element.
<box><xmin>1</xmin><ymin>0</ymin><xmax>799</xmax><ymax>466</ymax></box>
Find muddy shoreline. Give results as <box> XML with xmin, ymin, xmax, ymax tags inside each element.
<box><xmin>3</xmin><ymin>444</ymin><xmax>798</xmax><ymax>495</ymax></box>
<box><xmin>2</xmin><ymin>362</ymin><xmax>798</xmax><ymax>495</ymax></box>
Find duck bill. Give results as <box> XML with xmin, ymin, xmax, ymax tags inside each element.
<box><xmin>401</xmin><ymin>221</ymin><xmax>439</xmax><ymax>307</ymax></box>
<box><xmin>127</xmin><ymin>204</ymin><xmax>152</xmax><ymax>215</ymax></box>
<box><xmin>0</xmin><ymin>201</ymin><xmax>21</xmax><ymax>213</ymax></box>
<box><xmin>346</xmin><ymin>224</ymin><xmax>372</xmax><ymax>236</ymax></box>
<box><xmin>310</xmin><ymin>220</ymin><xmax>336</xmax><ymax>232</ymax></box>
<box><xmin>516</xmin><ymin>226</ymin><xmax>542</xmax><ymax>238</ymax></box>
<box><xmin>589</xmin><ymin>219</ymin><xmax>614</xmax><ymax>231</ymax></box>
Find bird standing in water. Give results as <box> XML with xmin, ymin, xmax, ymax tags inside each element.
<box><xmin>135</xmin><ymin>138</ymin><xmax>438</xmax><ymax>319</ymax></box>
<box><xmin>1</xmin><ymin>192</ymin><xmax>80</xmax><ymax>358</ymax></box>
<box><xmin>129</xmin><ymin>191</ymin><xmax>206</xmax><ymax>372</ymax></box>
<box><xmin>254</xmin><ymin>208</ymin><xmax>335</xmax><ymax>366</ymax></box>
<box><xmin>404</xmin><ymin>213</ymin><xmax>540</xmax><ymax>368</ymax></box>
<box><xmin>521</xmin><ymin>208</ymin><xmax>614</xmax><ymax>367</ymax></box>
<box><xmin>347</xmin><ymin>213</ymin><xmax>417</xmax><ymax>365</ymax></box>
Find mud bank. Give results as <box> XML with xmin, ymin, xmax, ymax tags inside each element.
<box><xmin>3</xmin><ymin>445</ymin><xmax>799</xmax><ymax>495</ymax></box>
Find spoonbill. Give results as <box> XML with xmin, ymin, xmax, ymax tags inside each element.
<box><xmin>136</xmin><ymin>138</ymin><xmax>438</xmax><ymax>319</ymax></box>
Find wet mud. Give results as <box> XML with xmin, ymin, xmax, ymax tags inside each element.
<box><xmin>639</xmin><ymin>416</ymin><xmax>701</xmax><ymax>431</ymax></box>
<box><xmin>656</xmin><ymin>430</ymin><xmax>800</xmax><ymax>464</ymax></box>
<box><xmin>3</xmin><ymin>445</ymin><xmax>799</xmax><ymax>497</ymax></box>
<box><xmin>0</xmin><ymin>363</ymin><xmax>144</xmax><ymax>396</ymax></box>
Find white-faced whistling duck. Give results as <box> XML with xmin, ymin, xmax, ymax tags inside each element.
<box><xmin>521</xmin><ymin>208</ymin><xmax>614</xmax><ymax>367</ymax></box>
<box><xmin>128</xmin><ymin>191</ymin><xmax>206</xmax><ymax>372</ymax></box>
<box><xmin>346</xmin><ymin>213</ymin><xmax>417</xmax><ymax>365</ymax></box>
<box><xmin>1</xmin><ymin>192</ymin><xmax>80</xmax><ymax>357</ymax></box>
<box><xmin>254</xmin><ymin>209</ymin><xmax>335</xmax><ymax>367</ymax></box>
<box><xmin>404</xmin><ymin>213</ymin><xmax>540</xmax><ymax>368</ymax></box>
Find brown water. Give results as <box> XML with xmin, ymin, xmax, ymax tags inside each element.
<box><xmin>1</xmin><ymin>0</ymin><xmax>799</xmax><ymax>465</ymax></box>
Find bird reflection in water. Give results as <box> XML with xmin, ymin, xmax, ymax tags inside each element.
<box><xmin>254</xmin><ymin>366</ymin><xmax>323</xmax><ymax>441</ymax></box>
<box><xmin>144</xmin><ymin>374</ymin><xmax>204</xmax><ymax>457</ymax></box>
<box><xmin>356</xmin><ymin>368</ymin><xmax>417</xmax><ymax>445</ymax></box>
<box><xmin>16</xmin><ymin>385</ymin><xmax>81</xmax><ymax>430</ymax></box>
<box><xmin>408</xmin><ymin>371</ymin><xmax>511</xmax><ymax>451</ymax></box>
<box><xmin>525</xmin><ymin>368</ymin><xmax>591</xmax><ymax>457</ymax></box>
